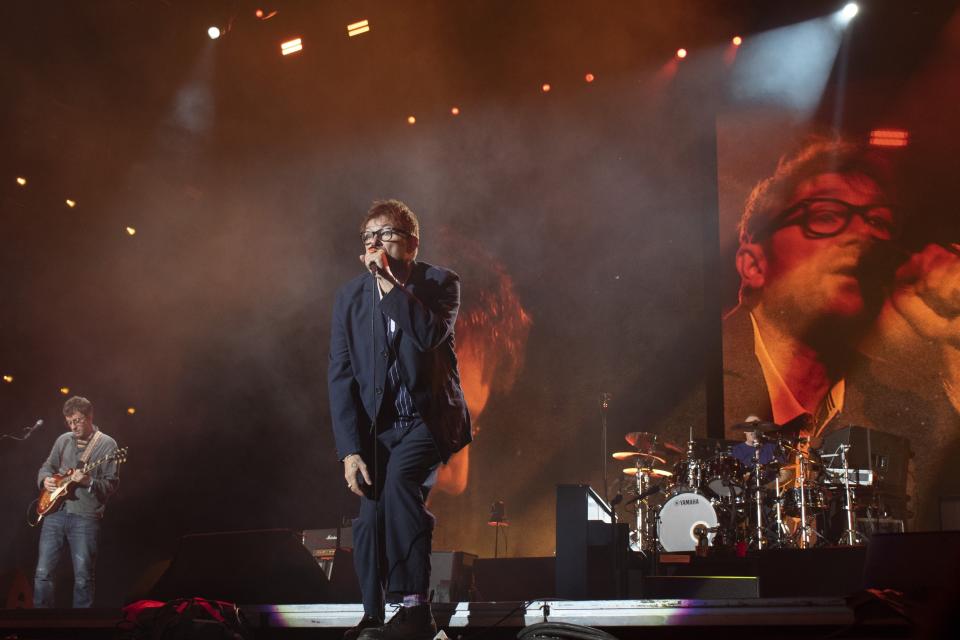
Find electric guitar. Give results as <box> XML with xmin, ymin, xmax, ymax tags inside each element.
<box><xmin>35</xmin><ymin>447</ymin><xmax>128</xmax><ymax>523</ymax></box>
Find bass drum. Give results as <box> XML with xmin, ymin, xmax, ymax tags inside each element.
<box><xmin>657</xmin><ymin>491</ymin><xmax>719</xmax><ymax>552</ymax></box>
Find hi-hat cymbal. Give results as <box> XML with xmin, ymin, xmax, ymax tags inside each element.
<box><xmin>612</xmin><ymin>451</ymin><xmax>668</xmax><ymax>464</ymax></box>
<box><xmin>622</xmin><ymin>467</ymin><xmax>673</xmax><ymax>478</ymax></box>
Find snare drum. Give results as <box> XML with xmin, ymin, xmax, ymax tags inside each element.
<box><xmin>657</xmin><ymin>491</ymin><xmax>719</xmax><ymax>552</ymax></box>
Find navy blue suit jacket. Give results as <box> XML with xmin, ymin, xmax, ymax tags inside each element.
<box><xmin>328</xmin><ymin>261</ymin><xmax>472</xmax><ymax>463</ymax></box>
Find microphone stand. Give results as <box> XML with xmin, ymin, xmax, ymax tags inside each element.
<box><xmin>1</xmin><ymin>420</ymin><xmax>43</xmax><ymax>441</ymax></box>
<box><xmin>599</xmin><ymin>393</ymin><xmax>612</xmax><ymax>506</ymax></box>
<box><xmin>369</xmin><ymin>264</ymin><xmax>383</xmax><ymax>618</ymax></box>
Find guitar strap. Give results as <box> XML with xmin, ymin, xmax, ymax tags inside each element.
<box><xmin>79</xmin><ymin>429</ymin><xmax>103</xmax><ymax>467</ymax></box>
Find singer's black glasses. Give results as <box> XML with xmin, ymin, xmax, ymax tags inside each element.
<box><xmin>763</xmin><ymin>198</ymin><xmax>899</xmax><ymax>241</ymax></box>
<box><xmin>361</xmin><ymin>227</ymin><xmax>412</xmax><ymax>246</ymax></box>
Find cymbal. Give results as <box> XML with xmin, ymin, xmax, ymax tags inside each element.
<box><xmin>622</xmin><ymin>467</ymin><xmax>673</xmax><ymax>478</ymax></box>
<box><xmin>624</xmin><ymin>431</ymin><xmax>657</xmax><ymax>449</ymax></box>
<box><xmin>732</xmin><ymin>420</ymin><xmax>777</xmax><ymax>432</ymax></box>
<box><xmin>611</xmin><ymin>451</ymin><xmax>667</xmax><ymax>464</ymax></box>
<box><xmin>662</xmin><ymin>440</ymin><xmax>684</xmax><ymax>454</ymax></box>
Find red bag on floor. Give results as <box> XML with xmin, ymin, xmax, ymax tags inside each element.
<box><xmin>121</xmin><ymin>597</ymin><xmax>250</xmax><ymax>640</ymax></box>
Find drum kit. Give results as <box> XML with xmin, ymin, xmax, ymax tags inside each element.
<box><xmin>615</xmin><ymin>424</ymin><xmax>873</xmax><ymax>554</ymax></box>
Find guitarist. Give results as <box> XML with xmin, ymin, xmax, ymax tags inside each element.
<box><xmin>33</xmin><ymin>396</ymin><xmax>119</xmax><ymax>608</ymax></box>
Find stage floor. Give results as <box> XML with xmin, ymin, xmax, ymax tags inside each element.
<box><xmin>0</xmin><ymin>597</ymin><xmax>913</xmax><ymax>639</ymax></box>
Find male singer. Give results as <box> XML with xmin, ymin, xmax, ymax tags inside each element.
<box><xmin>328</xmin><ymin>199</ymin><xmax>471</xmax><ymax>640</ymax></box>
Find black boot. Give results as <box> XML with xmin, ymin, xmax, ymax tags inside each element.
<box><xmin>359</xmin><ymin>604</ymin><xmax>436</xmax><ymax>640</ymax></box>
<box><xmin>344</xmin><ymin>614</ymin><xmax>384</xmax><ymax>640</ymax></box>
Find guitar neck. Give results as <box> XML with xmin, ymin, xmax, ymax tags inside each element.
<box><xmin>80</xmin><ymin>449</ymin><xmax>119</xmax><ymax>474</ymax></box>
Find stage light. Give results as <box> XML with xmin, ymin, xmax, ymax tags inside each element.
<box><xmin>869</xmin><ymin>128</ymin><xmax>909</xmax><ymax>147</ymax></box>
<box><xmin>451</xmin><ymin>106</ymin><xmax>460</xmax><ymax>115</ymax></box>
<box><xmin>407</xmin><ymin>115</ymin><xmax>416</xmax><ymax>125</ymax></box>
<box><xmin>732</xmin><ymin>36</ymin><xmax>743</xmax><ymax>46</ymax></box>
<box><xmin>541</xmin><ymin>83</ymin><xmax>551</xmax><ymax>92</ymax></box>
<box><xmin>65</xmin><ymin>199</ymin><xmax>76</xmax><ymax>208</ymax></box>
<box><xmin>840</xmin><ymin>3</ymin><xmax>859</xmax><ymax>22</ymax></box>
<box><xmin>254</xmin><ymin>9</ymin><xmax>277</xmax><ymax>20</ymax></box>
<box><xmin>732</xmin><ymin>18</ymin><xmax>842</xmax><ymax>118</ymax></box>
<box><xmin>60</xmin><ymin>387</ymin><xmax>70</xmax><ymax>395</ymax></box>
<box><xmin>281</xmin><ymin>38</ymin><xmax>303</xmax><ymax>56</ymax></box>
<box><xmin>347</xmin><ymin>19</ymin><xmax>370</xmax><ymax>37</ymax></box>
<box><xmin>16</xmin><ymin>176</ymin><xmax>27</xmax><ymax>186</ymax></box>
<box><xmin>207</xmin><ymin>26</ymin><xmax>221</xmax><ymax>40</ymax></box>
<box><xmin>2</xmin><ymin>375</ymin><xmax>12</xmax><ymax>383</ymax></box>
<box><xmin>127</xmin><ymin>407</ymin><xmax>136</xmax><ymax>415</ymax></box>
<box><xmin>676</xmin><ymin>48</ymin><xmax>687</xmax><ymax>59</ymax></box>
<box><xmin>584</xmin><ymin>73</ymin><xmax>595</xmax><ymax>83</ymax></box>
<box><xmin>125</xmin><ymin>226</ymin><xmax>137</xmax><ymax>236</ymax></box>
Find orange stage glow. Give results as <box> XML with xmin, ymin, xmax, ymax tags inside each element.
<box><xmin>65</xmin><ymin>199</ymin><xmax>76</xmax><ymax>208</ymax></box>
<box><xmin>541</xmin><ymin>83</ymin><xmax>551</xmax><ymax>92</ymax></box>
<box><xmin>347</xmin><ymin>19</ymin><xmax>370</xmax><ymax>37</ymax></box>
<box><xmin>585</xmin><ymin>73</ymin><xmax>595</xmax><ymax>83</ymax></box>
<box><xmin>125</xmin><ymin>226</ymin><xmax>137</xmax><ymax>235</ymax></box>
<box><xmin>430</xmin><ymin>231</ymin><xmax>533</xmax><ymax>498</ymax></box>
<box><xmin>676</xmin><ymin>48</ymin><xmax>687</xmax><ymax>59</ymax></box>
<box><xmin>2</xmin><ymin>375</ymin><xmax>12</xmax><ymax>383</ymax></box>
<box><xmin>869</xmin><ymin>128</ymin><xmax>909</xmax><ymax>147</ymax></box>
<box><xmin>16</xmin><ymin>177</ymin><xmax>27</xmax><ymax>186</ymax></box>
<box><xmin>451</xmin><ymin>107</ymin><xmax>460</xmax><ymax>115</ymax></box>
<box><xmin>280</xmin><ymin>38</ymin><xmax>303</xmax><ymax>55</ymax></box>
<box><xmin>127</xmin><ymin>407</ymin><xmax>136</xmax><ymax>415</ymax></box>
<box><xmin>732</xmin><ymin>36</ymin><xmax>743</xmax><ymax>46</ymax></box>
<box><xmin>407</xmin><ymin>115</ymin><xmax>416</xmax><ymax>124</ymax></box>
<box><xmin>59</xmin><ymin>387</ymin><xmax>70</xmax><ymax>395</ymax></box>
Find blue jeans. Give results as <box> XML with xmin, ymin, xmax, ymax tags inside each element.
<box><xmin>34</xmin><ymin>511</ymin><xmax>100</xmax><ymax>608</ymax></box>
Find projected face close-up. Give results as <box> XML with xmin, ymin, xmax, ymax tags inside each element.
<box><xmin>758</xmin><ymin>173</ymin><xmax>893</xmax><ymax>323</ymax></box>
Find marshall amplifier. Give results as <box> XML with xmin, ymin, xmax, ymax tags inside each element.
<box><xmin>303</xmin><ymin>525</ymin><xmax>353</xmax><ymax>578</ymax></box>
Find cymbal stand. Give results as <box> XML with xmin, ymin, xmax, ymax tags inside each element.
<box><xmin>794</xmin><ymin>453</ymin><xmax>824</xmax><ymax>549</ymax></box>
<box><xmin>771</xmin><ymin>472</ymin><xmax>789</xmax><ymax>547</ymax></box>
<box><xmin>684</xmin><ymin>437</ymin><xmax>698</xmax><ymax>489</ymax></box>
<box><xmin>634</xmin><ymin>467</ymin><xmax>649</xmax><ymax>554</ymax></box>
<box><xmin>749</xmin><ymin>442</ymin><xmax>766</xmax><ymax>550</ymax></box>
<box><xmin>837</xmin><ymin>444</ymin><xmax>865</xmax><ymax>546</ymax></box>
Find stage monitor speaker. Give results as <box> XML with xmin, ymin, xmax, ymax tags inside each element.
<box><xmin>149</xmin><ymin>529</ymin><xmax>329</xmax><ymax>604</ymax></box>
<box><xmin>862</xmin><ymin>532</ymin><xmax>960</xmax><ymax>597</ymax></box>
<box><xmin>758</xmin><ymin>547</ymin><xmax>866</xmax><ymax>598</ymax></box>
<box><xmin>474</xmin><ymin>557</ymin><xmax>556</xmax><ymax>601</ymax></box>
<box><xmin>429</xmin><ymin>551</ymin><xmax>477</xmax><ymax>602</ymax></box>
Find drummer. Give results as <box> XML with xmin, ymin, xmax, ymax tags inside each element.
<box><xmin>731</xmin><ymin>416</ymin><xmax>785</xmax><ymax>482</ymax></box>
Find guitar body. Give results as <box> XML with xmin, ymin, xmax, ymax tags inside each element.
<box><xmin>36</xmin><ymin>471</ymin><xmax>78</xmax><ymax>520</ymax></box>
<box><xmin>32</xmin><ymin>447</ymin><xmax>127</xmax><ymax>525</ymax></box>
